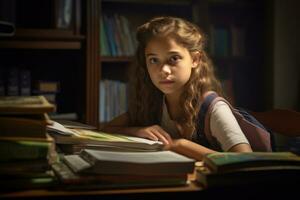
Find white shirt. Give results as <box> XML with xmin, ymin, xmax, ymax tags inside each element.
<box><xmin>160</xmin><ymin>99</ymin><xmax>249</xmax><ymax>151</ymax></box>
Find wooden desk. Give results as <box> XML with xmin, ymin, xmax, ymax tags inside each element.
<box><xmin>0</xmin><ymin>174</ymin><xmax>203</xmax><ymax>199</ymax></box>
<box><xmin>1</xmin><ymin>172</ymin><xmax>299</xmax><ymax>199</ymax></box>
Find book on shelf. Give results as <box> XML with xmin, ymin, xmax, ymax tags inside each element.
<box><xmin>101</xmin><ymin>13</ymin><xmax>136</xmax><ymax>57</ymax></box>
<box><xmin>35</xmin><ymin>80</ymin><xmax>60</xmax><ymax>93</ymax></box>
<box><xmin>47</xmin><ymin>121</ymin><xmax>164</xmax><ymax>152</ymax></box>
<box><xmin>203</xmin><ymin>152</ymin><xmax>300</xmax><ymax>173</ymax></box>
<box><xmin>0</xmin><ymin>95</ymin><xmax>55</xmax><ymax>114</ymax></box>
<box><xmin>62</xmin><ymin>149</ymin><xmax>195</xmax><ymax>176</ymax></box>
<box><xmin>6</xmin><ymin>68</ymin><xmax>19</xmax><ymax>96</ymax></box>
<box><xmin>54</xmin><ymin>0</ymin><xmax>73</xmax><ymax>29</ymax></box>
<box><xmin>19</xmin><ymin>69</ymin><xmax>31</xmax><ymax>96</ymax></box>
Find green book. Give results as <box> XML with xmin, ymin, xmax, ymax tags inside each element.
<box><xmin>0</xmin><ymin>138</ymin><xmax>51</xmax><ymax>162</ymax></box>
<box><xmin>196</xmin><ymin>163</ymin><xmax>300</xmax><ymax>188</ymax></box>
<box><xmin>203</xmin><ymin>152</ymin><xmax>300</xmax><ymax>173</ymax></box>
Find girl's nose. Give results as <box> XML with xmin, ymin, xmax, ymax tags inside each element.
<box><xmin>161</xmin><ymin>64</ymin><xmax>171</xmax><ymax>76</ymax></box>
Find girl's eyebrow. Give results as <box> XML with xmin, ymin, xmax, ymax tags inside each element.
<box><xmin>168</xmin><ymin>51</ymin><xmax>180</xmax><ymax>54</ymax></box>
<box><xmin>146</xmin><ymin>53</ymin><xmax>157</xmax><ymax>57</ymax></box>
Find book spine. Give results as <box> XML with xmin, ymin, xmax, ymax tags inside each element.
<box><xmin>0</xmin><ymin>140</ymin><xmax>50</xmax><ymax>161</ymax></box>
<box><xmin>7</xmin><ymin>68</ymin><xmax>19</xmax><ymax>96</ymax></box>
<box><xmin>19</xmin><ymin>69</ymin><xmax>31</xmax><ymax>96</ymax></box>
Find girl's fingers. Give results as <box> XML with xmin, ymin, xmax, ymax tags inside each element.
<box><xmin>152</xmin><ymin>129</ymin><xmax>170</xmax><ymax>145</ymax></box>
<box><xmin>145</xmin><ymin>132</ymin><xmax>159</xmax><ymax>142</ymax></box>
<box><xmin>156</xmin><ymin>126</ymin><xmax>172</xmax><ymax>143</ymax></box>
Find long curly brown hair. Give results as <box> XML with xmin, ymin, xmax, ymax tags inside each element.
<box><xmin>128</xmin><ymin>16</ymin><xmax>223</xmax><ymax>139</ymax></box>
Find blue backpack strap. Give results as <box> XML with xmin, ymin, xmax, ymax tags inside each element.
<box><xmin>195</xmin><ymin>92</ymin><xmax>218</xmax><ymax>146</ymax></box>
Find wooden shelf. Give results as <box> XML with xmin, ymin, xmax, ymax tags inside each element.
<box><xmin>13</xmin><ymin>28</ymin><xmax>85</xmax><ymax>40</ymax></box>
<box><xmin>0</xmin><ymin>28</ymin><xmax>85</xmax><ymax>49</ymax></box>
<box><xmin>102</xmin><ymin>0</ymin><xmax>192</xmax><ymax>5</ymax></box>
<box><xmin>0</xmin><ymin>40</ymin><xmax>82</xmax><ymax>49</ymax></box>
<box><xmin>100</xmin><ymin>56</ymin><xmax>134</xmax><ymax>63</ymax></box>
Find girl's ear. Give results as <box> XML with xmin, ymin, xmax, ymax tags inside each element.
<box><xmin>192</xmin><ymin>51</ymin><xmax>201</xmax><ymax>68</ymax></box>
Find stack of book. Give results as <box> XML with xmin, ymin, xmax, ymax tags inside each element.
<box><xmin>53</xmin><ymin>149</ymin><xmax>195</xmax><ymax>189</ymax></box>
<box><xmin>0</xmin><ymin>95</ymin><xmax>58</xmax><ymax>190</ymax></box>
<box><xmin>47</xmin><ymin>121</ymin><xmax>164</xmax><ymax>154</ymax></box>
<box><xmin>196</xmin><ymin>152</ymin><xmax>300</xmax><ymax>188</ymax></box>
<box><xmin>48</xmin><ymin>122</ymin><xmax>196</xmax><ymax>189</ymax></box>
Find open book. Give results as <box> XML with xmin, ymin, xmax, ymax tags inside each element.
<box><xmin>47</xmin><ymin>121</ymin><xmax>164</xmax><ymax>152</ymax></box>
<box><xmin>63</xmin><ymin>149</ymin><xmax>195</xmax><ymax>176</ymax></box>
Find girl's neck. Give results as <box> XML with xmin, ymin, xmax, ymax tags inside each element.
<box><xmin>165</xmin><ymin>93</ymin><xmax>182</xmax><ymax>120</ymax></box>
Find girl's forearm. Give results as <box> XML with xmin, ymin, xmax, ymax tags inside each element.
<box><xmin>168</xmin><ymin>139</ymin><xmax>216</xmax><ymax>161</ymax></box>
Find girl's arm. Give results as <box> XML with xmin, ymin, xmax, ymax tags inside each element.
<box><xmin>165</xmin><ymin>139</ymin><xmax>252</xmax><ymax>161</ymax></box>
<box><xmin>165</xmin><ymin>139</ymin><xmax>216</xmax><ymax>161</ymax></box>
<box><xmin>101</xmin><ymin>113</ymin><xmax>172</xmax><ymax>144</ymax></box>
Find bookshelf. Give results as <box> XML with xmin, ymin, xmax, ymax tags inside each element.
<box><xmin>98</xmin><ymin>0</ymin><xmax>196</xmax><ymax>125</ymax></box>
<box><xmin>0</xmin><ymin>0</ymin><xmax>100</xmax><ymax>127</ymax></box>
<box><xmin>98</xmin><ymin>0</ymin><xmax>271</xmax><ymax>126</ymax></box>
<box><xmin>0</xmin><ymin>0</ymin><xmax>271</xmax><ymax>128</ymax></box>
<box><xmin>201</xmin><ymin>0</ymin><xmax>269</xmax><ymax>111</ymax></box>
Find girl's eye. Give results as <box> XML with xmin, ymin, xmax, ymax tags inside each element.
<box><xmin>148</xmin><ymin>57</ymin><xmax>159</xmax><ymax>65</ymax></box>
<box><xmin>169</xmin><ymin>55</ymin><xmax>181</xmax><ymax>65</ymax></box>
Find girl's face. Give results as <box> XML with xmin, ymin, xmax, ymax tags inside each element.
<box><xmin>145</xmin><ymin>36</ymin><xmax>198</xmax><ymax>97</ymax></box>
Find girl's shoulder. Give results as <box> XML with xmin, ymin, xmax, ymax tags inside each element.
<box><xmin>201</xmin><ymin>90</ymin><xmax>218</xmax><ymax>101</ymax></box>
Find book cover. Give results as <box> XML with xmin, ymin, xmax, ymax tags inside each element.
<box><xmin>35</xmin><ymin>81</ymin><xmax>60</xmax><ymax>93</ymax></box>
<box><xmin>0</xmin><ymin>95</ymin><xmax>55</xmax><ymax>114</ymax></box>
<box><xmin>0</xmin><ymin>113</ymin><xmax>52</xmax><ymax>138</ymax></box>
<box><xmin>52</xmin><ymin>161</ymin><xmax>188</xmax><ymax>190</ymax></box>
<box><xmin>196</xmin><ymin>164</ymin><xmax>300</xmax><ymax>188</ymax></box>
<box><xmin>204</xmin><ymin>152</ymin><xmax>300</xmax><ymax>173</ymax></box>
<box><xmin>63</xmin><ymin>149</ymin><xmax>195</xmax><ymax>176</ymax></box>
<box><xmin>0</xmin><ymin>138</ymin><xmax>51</xmax><ymax>162</ymax></box>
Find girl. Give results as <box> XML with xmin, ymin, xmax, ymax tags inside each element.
<box><xmin>102</xmin><ymin>16</ymin><xmax>252</xmax><ymax>160</ymax></box>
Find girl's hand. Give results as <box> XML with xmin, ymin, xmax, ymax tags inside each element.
<box><xmin>164</xmin><ymin>138</ymin><xmax>186</xmax><ymax>151</ymax></box>
<box><xmin>164</xmin><ymin>138</ymin><xmax>216</xmax><ymax>161</ymax></box>
<box><xmin>134</xmin><ymin>125</ymin><xmax>172</xmax><ymax>145</ymax></box>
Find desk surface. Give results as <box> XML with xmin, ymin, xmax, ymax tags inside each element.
<box><xmin>1</xmin><ymin>174</ymin><xmax>202</xmax><ymax>199</ymax></box>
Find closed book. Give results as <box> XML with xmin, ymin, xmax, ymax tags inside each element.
<box><xmin>203</xmin><ymin>152</ymin><xmax>300</xmax><ymax>173</ymax></box>
<box><xmin>52</xmin><ymin>161</ymin><xmax>188</xmax><ymax>190</ymax></box>
<box><xmin>35</xmin><ymin>81</ymin><xmax>60</xmax><ymax>93</ymax></box>
<box><xmin>0</xmin><ymin>95</ymin><xmax>55</xmax><ymax>114</ymax></box>
<box><xmin>0</xmin><ymin>135</ymin><xmax>56</xmax><ymax>161</ymax></box>
<box><xmin>0</xmin><ymin>113</ymin><xmax>51</xmax><ymax>138</ymax></box>
<box><xmin>63</xmin><ymin>149</ymin><xmax>195</xmax><ymax>176</ymax></box>
<box><xmin>196</xmin><ymin>164</ymin><xmax>300</xmax><ymax>188</ymax></box>
<box><xmin>0</xmin><ymin>138</ymin><xmax>51</xmax><ymax>162</ymax></box>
